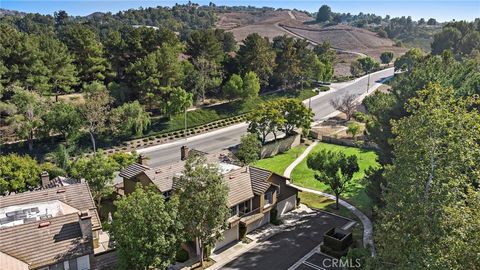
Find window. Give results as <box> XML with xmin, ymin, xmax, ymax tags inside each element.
<box><xmin>163</xmin><ymin>190</ymin><xmax>172</xmax><ymax>199</ymax></box>
<box><xmin>239</xmin><ymin>200</ymin><xmax>251</xmax><ymax>214</ymax></box>
<box><xmin>264</xmin><ymin>192</ymin><xmax>273</xmax><ymax>206</ymax></box>
<box><xmin>230</xmin><ymin>206</ymin><xmax>238</xmax><ymax>217</ymax></box>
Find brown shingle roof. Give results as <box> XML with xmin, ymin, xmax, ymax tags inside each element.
<box><xmin>0</xmin><ymin>183</ymin><xmax>101</xmax><ymax>231</ymax></box>
<box><xmin>0</xmin><ymin>213</ymin><xmax>93</xmax><ymax>269</ymax></box>
<box><xmin>224</xmin><ymin>168</ymin><xmax>255</xmax><ymax>207</ymax></box>
<box><xmin>142</xmin><ymin>150</ymin><xmax>240</xmax><ymax>193</ymax></box>
<box><xmin>118</xmin><ymin>163</ymin><xmax>150</xmax><ymax>179</ymax></box>
<box><xmin>249</xmin><ymin>167</ymin><xmax>272</xmax><ymax>195</ymax></box>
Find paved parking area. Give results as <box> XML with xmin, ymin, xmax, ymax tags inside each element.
<box><xmin>292</xmin><ymin>251</ymin><xmax>343</xmax><ymax>270</ymax></box>
<box><xmin>220</xmin><ymin>211</ymin><xmax>352</xmax><ymax>270</ymax></box>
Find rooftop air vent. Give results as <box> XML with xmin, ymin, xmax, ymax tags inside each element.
<box><xmin>57</xmin><ymin>188</ymin><xmax>66</xmax><ymax>193</ymax></box>
<box><xmin>38</xmin><ymin>221</ymin><xmax>51</xmax><ymax>228</ymax></box>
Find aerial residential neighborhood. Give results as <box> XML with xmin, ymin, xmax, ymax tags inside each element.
<box><xmin>0</xmin><ymin>1</ymin><xmax>479</xmax><ymax>270</ymax></box>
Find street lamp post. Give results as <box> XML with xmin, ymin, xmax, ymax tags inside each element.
<box><xmin>184</xmin><ymin>107</ymin><xmax>187</xmax><ymax>140</ymax></box>
<box><xmin>366</xmin><ymin>72</ymin><xmax>371</xmax><ymax>93</ymax></box>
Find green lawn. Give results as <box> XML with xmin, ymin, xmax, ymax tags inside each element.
<box><xmin>291</xmin><ymin>143</ymin><xmax>379</xmax><ymax>217</ymax></box>
<box><xmin>253</xmin><ymin>145</ymin><xmax>307</xmax><ymax>175</ymax></box>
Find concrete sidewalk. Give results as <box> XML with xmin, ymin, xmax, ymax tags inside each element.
<box><xmin>207</xmin><ymin>204</ymin><xmax>316</xmax><ymax>270</ymax></box>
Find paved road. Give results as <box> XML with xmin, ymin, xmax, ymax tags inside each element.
<box><xmin>220</xmin><ymin>211</ymin><xmax>350</xmax><ymax>270</ymax></box>
<box><xmin>138</xmin><ymin>68</ymin><xmax>394</xmax><ymax>167</ymax></box>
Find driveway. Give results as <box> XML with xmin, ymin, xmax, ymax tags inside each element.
<box><xmin>220</xmin><ymin>211</ymin><xmax>351</xmax><ymax>270</ymax></box>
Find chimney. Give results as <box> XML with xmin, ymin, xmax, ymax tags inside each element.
<box><xmin>180</xmin><ymin>146</ymin><xmax>190</xmax><ymax>161</ymax></box>
<box><xmin>41</xmin><ymin>171</ymin><xmax>50</xmax><ymax>187</ymax></box>
<box><xmin>137</xmin><ymin>154</ymin><xmax>148</xmax><ymax>166</ymax></box>
<box><xmin>78</xmin><ymin>211</ymin><xmax>92</xmax><ymax>240</ymax></box>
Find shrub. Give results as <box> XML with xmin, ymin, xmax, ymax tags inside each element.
<box><xmin>353</xmin><ymin>111</ymin><xmax>368</xmax><ymax>123</ymax></box>
<box><xmin>239</xmin><ymin>225</ymin><xmax>247</xmax><ymax>240</ymax></box>
<box><xmin>176</xmin><ymin>249</ymin><xmax>189</xmax><ymax>262</ymax></box>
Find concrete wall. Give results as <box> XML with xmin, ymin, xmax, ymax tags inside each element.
<box><xmin>317</xmin><ymin>136</ymin><xmax>379</xmax><ymax>150</ymax></box>
<box><xmin>214</xmin><ymin>224</ymin><xmax>239</xmax><ymax>251</ymax></box>
<box><xmin>276</xmin><ymin>194</ymin><xmax>297</xmax><ymax>218</ymax></box>
<box><xmin>261</xmin><ymin>134</ymin><xmax>301</xmax><ymax>158</ymax></box>
<box><xmin>246</xmin><ymin>212</ymin><xmax>270</xmax><ymax>233</ymax></box>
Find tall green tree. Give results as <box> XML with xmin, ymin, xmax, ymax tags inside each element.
<box><xmin>374</xmin><ymin>84</ymin><xmax>480</xmax><ymax>269</ymax></box>
<box><xmin>164</xmin><ymin>87</ymin><xmax>193</xmax><ymax>117</ymax></box>
<box><xmin>186</xmin><ymin>29</ymin><xmax>224</xmax><ymax>64</ymax></box>
<box><xmin>316</xmin><ymin>5</ymin><xmax>332</xmax><ymax>23</ymax></box>
<box><xmin>380</xmin><ymin>51</ymin><xmax>394</xmax><ymax>65</ymax></box>
<box><xmin>237</xmin><ymin>133</ymin><xmax>262</xmax><ymax>165</ymax></box>
<box><xmin>393</xmin><ymin>48</ymin><xmax>423</xmax><ymax>71</ymax></box>
<box><xmin>272</xmin><ymin>35</ymin><xmax>301</xmax><ymax>88</ymax></box>
<box><xmin>357</xmin><ymin>56</ymin><xmax>380</xmax><ymax>74</ymax></box>
<box><xmin>7</xmin><ymin>86</ymin><xmax>47</xmax><ymax>151</ymax></box>
<box><xmin>175</xmin><ymin>155</ymin><xmax>229</xmax><ymax>268</ymax></box>
<box><xmin>126</xmin><ymin>44</ymin><xmax>184</xmax><ymax>106</ymax></box>
<box><xmin>61</xmin><ymin>24</ymin><xmax>111</xmax><ymax>83</ymax></box>
<box><xmin>112</xmin><ymin>186</ymin><xmax>182</xmax><ymax>270</ymax></box>
<box><xmin>307</xmin><ymin>149</ymin><xmax>360</xmax><ymax>209</ymax></box>
<box><xmin>70</xmin><ymin>151</ymin><xmax>118</xmax><ymax>205</ymax></box>
<box><xmin>222</xmin><ymin>74</ymin><xmax>243</xmax><ymax>100</ymax></box>
<box><xmin>36</xmin><ymin>35</ymin><xmax>78</xmax><ymax>98</ymax></box>
<box><xmin>191</xmin><ymin>57</ymin><xmax>223</xmax><ymax>102</ymax></box>
<box><xmin>110</xmin><ymin>101</ymin><xmax>151</xmax><ymax>137</ymax></box>
<box><xmin>236</xmin><ymin>33</ymin><xmax>276</xmax><ymax>87</ymax></box>
<box><xmin>0</xmin><ymin>154</ymin><xmax>42</xmax><ymax>195</ymax></box>
<box><xmin>248</xmin><ymin>102</ymin><xmax>284</xmax><ymax>144</ymax></box>
<box><xmin>0</xmin><ymin>25</ymin><xmax>49</xmax><ymax>92</ymax></box>
<box><xmin>80</xmin><ymin>82</ymin><xmax>112</xmax><ymax>152</ymax></box>
<box><xmin>43</xmin><ymin>101</ymin><xmax>82</xmax><ymax>144</ymax></box>
<box><xmin>279</xmin><ymin>98</ymin><xmax>313</xmax><ymax>135</ymax></box>
<box><xmin>242</xmin><ymin>71</ymin><xmax>260</xmax><ymax>99</ymax></box>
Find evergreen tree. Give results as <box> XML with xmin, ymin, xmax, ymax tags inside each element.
<box><xmin>236</xmin><ymin>33</ymin><xmax>276</xmax><ymax>87</ymax></box>
<box><xmin>61</xmin><ymin>24</ymin><xmax>111</xmax><ymax>83</ymax></box>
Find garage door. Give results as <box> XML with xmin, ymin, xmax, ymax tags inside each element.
<box><xmin>246</xmin><ymin>212</ymin><xmax>270</xmax><ymax>233</ymax></box>
<box><xmin>276</xmin><ymin>194</ymin><xmax>297</xmax><ymax>218</ymax></box>
<box><xmin>214</xmin><ymin>225</ymin><xmax>239</xmax><ymax>251</ymax></box>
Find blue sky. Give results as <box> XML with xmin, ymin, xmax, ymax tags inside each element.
<box><xmin>1</xmin><ymin>1</ymin><xmax>479</xmax><ymax>22</ymax></box>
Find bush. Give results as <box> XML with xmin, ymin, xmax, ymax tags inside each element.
<box><xmin>176</xmin><ymin>248</ymin><xmax>189</xmax><ymax>262</ymax></box>
<box><xmin>353</xmin><ymin>111</ymin><xmax>368</xmax><ymax>123</ymax></box>
<box><xmin>239</xmin><ymin>225</ymin><xmax>247</xmax><ymax>240</ymax></box>
<box><xmin>318</xmin><ymin>86</ymin><xmax>330</xmax><ymax>92</ymax></box>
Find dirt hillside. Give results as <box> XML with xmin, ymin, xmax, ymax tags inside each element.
<box><xmin>216</xmin><ymin>10</ymin><xmax>407</xmax><ymax>76</ymax></box>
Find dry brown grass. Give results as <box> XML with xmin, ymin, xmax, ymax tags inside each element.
<box><xmin>216</xmin><ymin>9</ymin><xmax>407</xmax><ymax>76</ymax></box>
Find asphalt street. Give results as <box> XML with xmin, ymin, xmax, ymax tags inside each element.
<box><xmin>138</xmin><ymin>68</ymin><xmax>394</xmax><ymax>168</ymax></box>
<box><xmin>219</xmin><ymin>211</ymin><xmax>351</xmax><ymax>270</ymax></box>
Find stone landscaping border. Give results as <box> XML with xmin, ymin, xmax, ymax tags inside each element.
<box><xmin>101</xmin><ymin>114</ymin><xmax>249</xmax><ymax>155</ymax></box>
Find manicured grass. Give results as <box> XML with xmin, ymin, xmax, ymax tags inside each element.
<box><xmin>299</xmin><ymin>192</ymin><xmax>353</xmax><ymax>219</ymax></box>
<box><xmin>299</xmin><ymin>192</ymin><xmax>364</xmax><ymax>247</ymax></box>
<box><xmin>253</xmin><ymin>145</ymin><xmax>307</xmax><ymax>175</ymax></box>
<box><xmin>291</xmin><ymin>143</ymin><xmax>379</xmax><ymax>216</ymax></box>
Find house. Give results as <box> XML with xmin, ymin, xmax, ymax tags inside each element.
<box><xmin>119</xmin><ymin>146</ymin><xmax>299</xmax><ymax>251</ymax></box>
<box><xmin>0</xmin><ymin>183</ymin><xmax>102</xmax><ymax>270</ymax></box>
